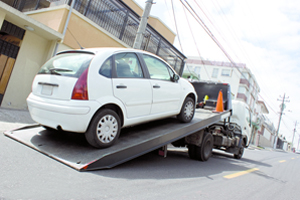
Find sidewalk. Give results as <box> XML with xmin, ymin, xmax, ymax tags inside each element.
<box><xmin>0</xmin><ymin>108</ymin><xmax>35</xmax><ymax>133</ymax></box>
<box><xmin>248</xmin><ymin>144</ymin><xmax>264</xmax><ymax>151</ymax></box>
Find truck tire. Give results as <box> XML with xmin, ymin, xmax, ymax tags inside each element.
<box><xmin>85</xmin><ymin>109</ymin><xmax>121</xmax><ymax>148</ymax></box>
<box><xmin>177</xmin><ymin>97</ymin><xmax>195</xmax><ymax>123</ymax></box>
<box><xmin>234</xmin><ymin>141</ymin><xmax>245</xmax><ymax>159</ymax></box>
<box><xmin>195</xmin><ymin>133</ymin><xmax>213</xmax><ymax>161</ymax></box>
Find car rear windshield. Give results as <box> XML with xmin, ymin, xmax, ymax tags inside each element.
<box><xmin>38</xmin><ymin>52</ymin><xmax>95</xmax><ymax>78</ymax></box>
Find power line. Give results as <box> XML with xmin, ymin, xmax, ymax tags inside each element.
<box><xmin>181</xmin><ymin>0</ymin><xmax>259</xmax><ymax>91</ymax></box>
<box><xmin>181</xmin><ymin>0</ymin><xmax>283</xmax><ymax>117</ymax></box>
<box><xmin>181</xmin><ymin>1</ymin><xmax>211</xmax><ymax>79</ymax></box>
<box><xmin>171</xmin><ymin>0</ymin><xmax>183</xmax><ymax>52</ymax></box>
<box><xmin>208</xmin><ymin>0</ymin><xmax>280</xmax><ymax>111</ymax></box>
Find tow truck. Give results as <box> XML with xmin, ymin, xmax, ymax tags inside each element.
<box><xmin>4</xmin><ymin>81</ymin><xmax>249</xmax><ymax>171</ymax></box>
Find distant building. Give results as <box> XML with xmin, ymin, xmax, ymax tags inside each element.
<box><xmin>185</xmin><ymin>57</ymin><xmax>260</xmax><ymax>113</ymax></box>
<box><xmin>254</xmin><ymin>101</ymin><xmax>276</xmax><ymax>148</ymax></box>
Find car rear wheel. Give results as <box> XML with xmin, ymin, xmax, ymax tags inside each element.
<box><xmin>177</xmin><ymin>97</ymin><xmax>195</xmax><ymax>123</ymax></box>
<box><xmin>85</xmin><ymin>109</ymin><xmax>121</xmax><ymax>148</ymax></box>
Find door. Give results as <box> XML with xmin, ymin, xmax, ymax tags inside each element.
<box><xmin>0</xmin><ymin>21</ymin><xmax>24</xmax><ymax>105</ymax></box>
<box><xmin>112</xmin><ymin>52</ymin><xmax>152</xmax><ymax>119</ymax></box>
<box><xmin>0</xmin><ymin>55</ymin><xmax>15</xmax><ymax>103</ymax></box>
<box><xmin>142</xmin><ymin>54</ymin><xmax>181</xmax><ymax>114</ymax></box>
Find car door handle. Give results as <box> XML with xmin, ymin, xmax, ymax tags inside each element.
<box><xmin>116</xmin><ymin>85</ymin><xmax>127</xmax><ymax>89</ymax></box>
<box><xmin>153</xmin><ymin>85</ymin><xmax>160</xmax><ymax>89</ymax></box>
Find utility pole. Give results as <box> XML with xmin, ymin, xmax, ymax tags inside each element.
<box><xmin>273</xmin><ymin>93</ymin><xmax>290</xmax><ymax>149</ymax></box>
<box><xmin>297</xmin><ymin>134</ymin><xmax>300</xmax><ymax>151</ymax></box>
<box><xmin>291</xmin><ymin>121</ymin><xmax>297</xmax><ymax>149</ymax></box>
<box><xmin>133</xmin><ymin>0</ymin><xmax>154</xmax><ymax>50</ymax></box>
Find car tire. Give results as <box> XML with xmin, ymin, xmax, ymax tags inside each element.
<box><xmin>85</xmin><ymin>109</ymin><xmax>121</xmax><ymax>148</ymax></box>
<box><xmin>177</xmin><ymin>97</ymin><xmax>195</xmax><ymax>123</ymax></box>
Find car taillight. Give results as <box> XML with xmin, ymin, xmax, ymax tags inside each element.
<box><xmin>71</xmin><ymin>68</ymin><xmax>89</xmax><ymax>100</ymax></box>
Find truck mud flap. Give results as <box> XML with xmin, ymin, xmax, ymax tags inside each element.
<box><xmin>4</xmin><ymin>110</ymin><xmax>230</xmax><ymax>171</ymax></box>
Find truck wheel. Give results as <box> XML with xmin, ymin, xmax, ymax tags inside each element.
<box><xmin>177</xmin><ymin>97</ymin><xmax>195</xmax><ymax>123</ymax></box>
<box><xmin>234</xmin><ymin>141</ymin><xmax>245</xmax><ymax>159</ymax></box>
<box><xmin>195</xmin><ymin>133</ymin><xmax>213</xmax><ymax>161</ymax></box>
<box><xmin>85</xmin><ymin>109</ymin><xmax>121</xmax><ymax>148</ymax></box>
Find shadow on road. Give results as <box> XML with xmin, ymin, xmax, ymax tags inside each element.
<box><xmin>89</xmin><ymin>148</ymin><xmax>272</xmax><ymax>180</ymax></box>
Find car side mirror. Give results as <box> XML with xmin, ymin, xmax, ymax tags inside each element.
<box><xmin>172</xmin><ymin>74</ymin><xmax>180</xmax><ymax>82</ymax></box>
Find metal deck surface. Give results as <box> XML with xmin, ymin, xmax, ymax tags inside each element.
<box><xmin>4</xmin><ymin>110</ymin><xmax>230</xmax><ymax>171</ymax></box>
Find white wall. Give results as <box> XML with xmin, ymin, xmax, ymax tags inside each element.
<box><xmin>2</xmin><ymin>30</ymin><xmax>53</xmax><ymax>109</ymax></box>
<box><xmin>263</xmin><ymin>128</ymin><xmax>272</xmax><ymax>141</ymax></box>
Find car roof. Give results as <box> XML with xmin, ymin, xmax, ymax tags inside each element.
<box><xmin>58</xmin><ymin>47</ymin><xmax>151</xmax><ymax>56</ymax></box>
<box><xmin>56</xmin><ymin>47</ymin><xmax>165</xmax><ymax>62</ymax></box>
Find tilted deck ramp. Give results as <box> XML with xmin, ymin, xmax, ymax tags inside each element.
<box><xmin>4</xmin><ymin>110</ymin><xmax>230</xmax><ymax>171</ymax></box>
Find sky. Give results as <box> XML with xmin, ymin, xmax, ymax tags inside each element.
<box><xmin>134</xmin><ymin>0</ymin><xmax>300</xmax><ymax>148</ymax></box>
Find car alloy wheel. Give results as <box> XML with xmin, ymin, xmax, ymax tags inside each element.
<box><xmin>96</xmin><ymin>114</ymin><xmax>118</xmax><ymax>143</ymax></box>
<box><xmin>177</xmin><ymin>97</ymin><xmax>195</xmax><ymax>123</ymax></box>
<box><xmin>184</xmin><ymin>100</ymin><xmax>195</xmax><ymax>120</ymax></box>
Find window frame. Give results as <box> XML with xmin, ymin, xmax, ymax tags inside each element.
<box><xmin>141</xmin><ymin>53</ymin><xmax>176</xmax><ymax>82</ymax></box>
<box><xmin>111</xmin><ymin>52</ymin><xmax>146</xmax><ymax>79</ymax></box>
<box><xmin>221</xmin><ymin>69</ymin><xmax>232</xmax><ymax>77</ymax></box>
<box><xmin>99</xmin><ymin>56</ymin><xmax>113</xmax><ymax>78</ymax></box>
<box><xmin>211</xmin><ymin>68</ymin><xmax>219</xmax><ymax>78</ymax></box>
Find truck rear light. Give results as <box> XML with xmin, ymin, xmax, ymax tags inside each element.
<box><xmin>71</xmin><ymin>68</ymin><xmax>89</xmax><ymax>100</ymax></box>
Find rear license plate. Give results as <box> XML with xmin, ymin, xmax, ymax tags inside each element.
<box><xmin>41</xmin><ymin>85</ymin><xmax>53</xmax><ymax>95</ymax></box>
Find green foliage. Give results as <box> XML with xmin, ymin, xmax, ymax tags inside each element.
<box><xmin>182</xmin><ymin>72</ymin><xmax>200</xmax><ymax>80</ymax></box>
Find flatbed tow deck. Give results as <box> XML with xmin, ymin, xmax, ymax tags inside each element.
<box><xmin>4</xmin><ymin>109</ymin><xmax>230</xmax><ymax>171</ymax></box>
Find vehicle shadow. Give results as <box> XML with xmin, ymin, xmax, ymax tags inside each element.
<box><xmin>89</xmin><ymin>148</ymin><xmax>273</xmax><ymax>180</ymax></box>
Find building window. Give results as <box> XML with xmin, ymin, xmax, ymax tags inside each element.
<box><xmin>212</xmin><ymin>68</ymin><xmax>219</xmax><ymax>78</ymax></box>
<box><xmin>194</xmin><ymin>66</ymin><xmax>201</xmax><ymax>74</ymax></box>
<box><xmin>221</xmin><ymin>69</ymin><xmax>232</xmax><ymax>77</ymax></box>
<box><xmin>237</xmin><ymin>86</ymin><xmax>249</xmax><ymax>103</ymax></box>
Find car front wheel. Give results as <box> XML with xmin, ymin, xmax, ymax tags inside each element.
<box><xmin>85</xmin><ymin>109</ymin><xmax>121</xmax><ymax>148</ymax></box>
<box><xmin>177</xmin><ymin>97</ymin><xmax>195</xmax><ymax>123</ymax></box>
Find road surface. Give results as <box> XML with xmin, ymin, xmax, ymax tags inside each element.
<box><xmin>1</xmin><ymin>128</ymin><xmax>299</xmax><ymax>200</ymax></box>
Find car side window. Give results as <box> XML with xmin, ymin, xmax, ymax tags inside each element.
<box><xmin>99</xmin><ymin>57</ymin><xmax>112</xmax><ymax>78</ymax></box>
<box><xmin>142</xmin><ymin>54</ymin><xmax>172</xmax><ymax>81</ymax></box>
<box><xmin>115</xmin><ymin>53</ymin><xmax>144</xmax><ymax>78</ymax></box>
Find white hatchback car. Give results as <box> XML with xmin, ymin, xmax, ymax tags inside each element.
<box><xmin>27</xmin><ymin>48</ymin><xmax>197</xmax><ymax>148</ymax></box>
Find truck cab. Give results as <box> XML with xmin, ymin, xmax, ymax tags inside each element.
<box><xmin>231</xmin><ymin>100</ymin><xmax>252</xmax><ymax>146</ymax></box>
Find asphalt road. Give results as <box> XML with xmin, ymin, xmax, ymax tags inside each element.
<box><xmin>1</xmin><ymin>125</ymin><xmax>300</xmax><ymax>200</ymax></box>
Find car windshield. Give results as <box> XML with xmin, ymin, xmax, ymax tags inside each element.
<box><xmin>38</xmin><ymin>52</ymin><xmax>95</xmax><ymax>78</ymax></box>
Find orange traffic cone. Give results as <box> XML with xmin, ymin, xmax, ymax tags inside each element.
<box><xmin>213</xmin><ymin>90</ymin><xmax>224</xmax><ymax>112</ymax></box>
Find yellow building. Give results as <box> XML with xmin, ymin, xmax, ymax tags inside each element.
<box><xmin>0</xmin><ymin>0</ymin><xmax>184</xmax><ymax>109</ymax></box>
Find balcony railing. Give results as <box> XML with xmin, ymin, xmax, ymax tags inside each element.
<box><xmin>1</xmin><ymin>0</ymin><xmax>186</xmax><ymax>74</ymax></box>
<box><xmin>236</xmin><ymin>93</ymin><xmax>247</xmax><ymax>103</ymax></box>
<box><xmin>239</xmin><ymin>78</ymin><xmax>250</xmax><ymax>88</ymax></box>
